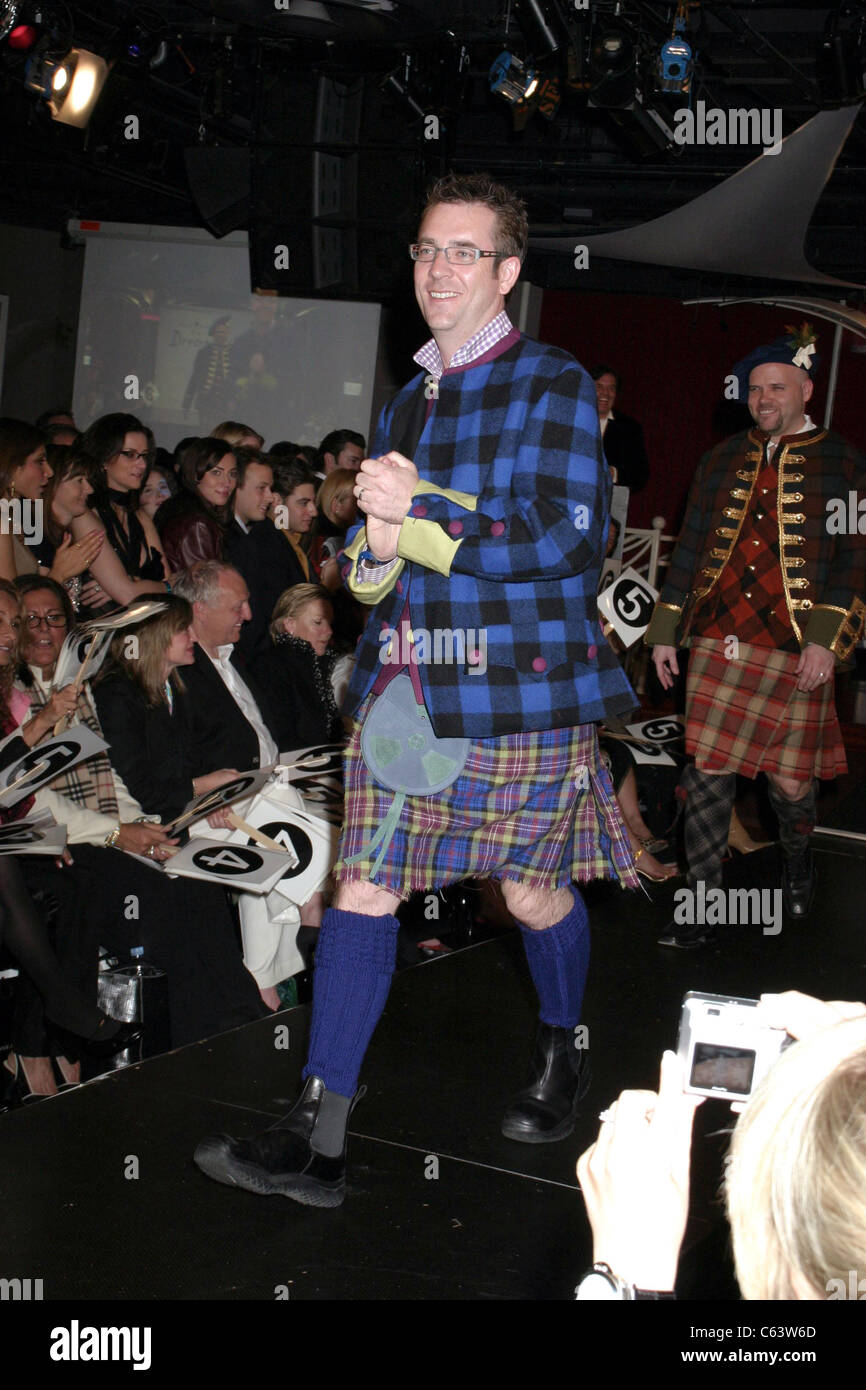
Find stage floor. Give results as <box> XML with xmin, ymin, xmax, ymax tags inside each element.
<box><xmin>2</xmin><ymin>837</ymin><xmax>864</xmax><ymax>1303</ymax></box>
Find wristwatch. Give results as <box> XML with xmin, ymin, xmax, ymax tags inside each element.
<box><xmin>575</xmin><ymin>1262</ymin><xmax>675</xmax><ymax>1301</ymax></box>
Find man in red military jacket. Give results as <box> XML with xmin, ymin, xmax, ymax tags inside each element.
<box><xmin>646</xmin><ymin>324</ymin><xmax>866</xmax><ymax>947</ymax></box>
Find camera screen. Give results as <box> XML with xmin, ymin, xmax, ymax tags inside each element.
<box><xmin>690</xmin><ymin>1042</ymin><xmax>756</xmax><ymax>1095</ymax></box>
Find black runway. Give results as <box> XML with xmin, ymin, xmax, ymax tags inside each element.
<box><xmin>1</xmin><ymin>834</ymin><xmax>864</xmax><ymax>1303</ymax></box>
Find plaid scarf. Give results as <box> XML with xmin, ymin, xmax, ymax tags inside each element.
<box><xmin>25</xmin><ymin>677</ymin><xmax>119</xmax><ymax>817</ymax></box>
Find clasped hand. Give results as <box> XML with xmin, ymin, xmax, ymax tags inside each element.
<box><xmin>354</xmin><ymin>451</ymin><xmax>418</xmax><ymax>526</ymax></box>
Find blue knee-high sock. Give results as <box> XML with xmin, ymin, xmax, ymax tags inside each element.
<box><xmin>517</xmin><ymin>888</ymin><xmax>590</xmax><ymax>1029</ymax></box>
<box><xmin>303</xmin><ymin>907</ymin><xmax>400</xmax><ymax>1098</ymax></box>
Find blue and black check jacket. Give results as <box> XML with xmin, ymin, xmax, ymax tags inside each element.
<box><xmin>341</xmin><ymin>333</ymin><xmax>637</xmax><ymax>740</ymax></box>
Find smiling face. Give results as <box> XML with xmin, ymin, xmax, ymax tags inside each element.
<box><xmin>105</xmin><ymin>431</ymin><xmax>151</xmax><ymax>493</ymax></box>
<box><xmin>234</xmin><ymin>462</ymin><xmax>274</xmax><ymax>525</ymax></box>
<box><xmin>0</xmin><ymin>591</ymin><xmax>21</xmax><ymax>668</ymax></box>
<box><xmin>748</xmin><ymin>362</ymin><xmax>813</xmax><ymax>438</ymax></box>
<box><xmin>12</xmin><ymin>444</ymin><xmax>52</xmax><ymax>501</ymax></box>
<box><xmin>163</xmin><ymin>623</ymin><xmax>197</xmax><ymax>673</ymax></box>
<box><xmin>280</xmin><ymin>483</ymin><xmax>317</xmax><ymax>535</ymax></box>
<box><xmin>53</xmin><ymin>470</ymin><xmax>93</xmax><ymax>524</ymax></box>
<box><xmin>21</xmin><ymin>587</ymin><xmax>68</xmax><ymax>674</ymax></box>
<box><xmin>197</xmin><ymin>454</ymin><xmax>238</xmax><ymax>511</ymax></box>
<box><xmin>283</xmin><ymin>598</ymin><xmax>333</xmax><ymax>657</ymax></box>
<box><xmin>193</xmin><ymin>569</ymin><xmax>252</xmax><ymax>652</ymax></box>
<box><xmin>595</xmin><ymin>372</ymin><xmax>617</xmax><ymax>418</ymax></box>
<box><xmin>413</xmin><ymin>201</ymin><xmax>520</xmax><ymax>366</ymax></box>
<box><xmin>140</xmin><ymin>470</ymin><xmax>171</xmax><ymax>518</ymax></box>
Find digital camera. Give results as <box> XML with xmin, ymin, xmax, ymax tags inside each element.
<box><xmin>677</xmin><ymin>991</ymin><xmax>789</xmax><ymax>1100</ymax></box>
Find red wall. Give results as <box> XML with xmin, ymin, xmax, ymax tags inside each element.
<box><xmin>539</xmin><ymin>290</ymin><xmax>866</xmax><ymax>531</ymax></box>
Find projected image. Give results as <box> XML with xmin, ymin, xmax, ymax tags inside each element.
<box><xmin>73</xmin><ymin>230</ymin><xmax>381</xmax><ymax>451</ymax></box>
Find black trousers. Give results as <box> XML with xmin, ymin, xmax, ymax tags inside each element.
<box><xmin>59</xmin><ymin>846</ymin><xmax>266</xmax><ymax>1048</ymax></box>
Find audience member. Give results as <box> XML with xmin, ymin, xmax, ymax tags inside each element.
<box><xmin>139</xmin><ymin>461</ymin><xmax>177</xmax><ymax>521</ymax></box>
<box><xmin>318</xmin><ymin>428</ymin><xmax>365</xmax><ymax>476</ymax></box>
<box><xmin>0</xmin><ymin>422</ymin><xmax>101</xmax><ymax>585</ymax></box>
<box><xmin>251</xmin><ymin>584</ymin><xmax>343</xmax><ymax>751</ymax></box>
<box><xmin>210</xmin><ymin>420</ymin><xmax>264</xmax><ymax>450</ymax></box>
<box><xmin>270</xmin><ymin>459</ymin><xmax>317</xmax><ymax>586</ymax></box>
<box><xmin>15</xmin><ymin>576</ymin><xmax>265</xmax><ymax>1048</ymax></box>
<box><xmin>309</xmin><ymin>468</ymin><xmax>358</xmax><ymax>589</ymax></box>
<box><xmin>35</xmin><ymin>407</ymin><xmax>78</xmax><ymax>447</ymax></box>
<box><xmin>575</xmin><ymin>991</ymin><xmax>866</xmax><ymax>1301</ymax></box>
<box><xmin>226</xmin><ymin>448</ymin><xmax>295</xmax><ymax>663</ymax></box>
<box><xmin>71</xmin><ymin>413</ymin><xmax>169</xmax><ymax>611</ymax></box>
<box><xmin>156</xmin><ymin>437</ymin><xmax>236</xmax><ymax>571</ymax></box>
<box><xmin>591</xmin><ymin>365</ymin><xmax>649</xmax><ymax>492</ymax></box>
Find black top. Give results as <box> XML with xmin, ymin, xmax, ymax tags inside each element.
<box><xmin>251</xmin><ymin>636</ymin><xmax>342</xmax><ymax>752</ymax></box>
<box><xmin>93</xmin><ymin>673</ymin><xmax>196</xmax><ymax>824</ymax></box>
<box><xmin>227</xmin><ymin>518</ymin><xmax>304</xmax><ymax>664</ymax></box>
<box><xmin>178</xmin><ymin>644</ymin><xmax>280</xmax><ymax>771</ymax></box>
<box><xmin>601</xmin><ymin>413</ymin><xmax>650</xmax><ymax>493</ymax></box>
<box><xmin>93</xmin><ymin>495</ymin><xmax>165</xmax><ymax>581</ymax></box>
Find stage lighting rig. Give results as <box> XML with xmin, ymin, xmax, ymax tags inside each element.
<box><xmin>25</xmin><ymin>41</ymin><xmax>109</xmax><ymax>127</ymax></box>
<box><xmin>587</xmin><ymin>24</ymin><xmax>636</xmax><ymax>110</ymax></box>
<box><xmin>489</xmin><ymin>50</ymin><xmax>540</xmax><ymax>108</ymax></box>
<box><xmin>657</xmin><ymin>4</ymin><xmax>694</xmax><ymax>95</ymax></box>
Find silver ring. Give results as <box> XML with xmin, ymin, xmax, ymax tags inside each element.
<box><xmin>818</xmin><ymin>671</ymin><xmax>825</xmax><ymax>678</ymax></box>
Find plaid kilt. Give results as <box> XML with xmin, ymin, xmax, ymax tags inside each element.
<box><xmin>686</xmin><ymin>638</ymin><xmax>847</xmax><ymax>780</ymax></box>
<box><xmin>334</xmin><ymin>698</ymin><xmax>639</xmax><ymax>900</ymax></box>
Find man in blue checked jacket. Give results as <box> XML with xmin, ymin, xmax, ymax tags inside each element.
<box><xmin>195</xmin><ymin>173</ymin><xmax>639</xmax><ymax>1209</ymax></box>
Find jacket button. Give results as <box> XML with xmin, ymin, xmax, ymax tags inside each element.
<box><xmin>532</xmin><ymin>656</ymin><xmax>547</xmax><ymax>673</ymax></box>
<box><xmin>490</xmin><ymin>521</ymin><xmax>505</xmax><ymax>537</ymax></box>
<box><xmin>412</xmin><ymin>503</ymin><xmax>428</xmax><ymax>518</ymax></box>
<box><xmin>587</xmin><ymin>644</ymin><xmax>597</xmax><ymax>660</ymax></box>
<box><xmin>448</xmin><ymin>520</ymin><xmax>463</xmax><ymax>535</ymax></box>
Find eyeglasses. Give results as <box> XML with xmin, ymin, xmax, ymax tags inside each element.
<box><xmin>409</xmin><ymin>244</ymin><xmax>501</xmax><ymax>265</ymax></box>
<box><xmin>25</xmin><ymin>612</ymin><xmax>67</xmax><ymax>629</ymax></box>
<box><xmin>114</xmin><ymin>449</ymin><xmax>152</xmax><ymax>464</ymax></box>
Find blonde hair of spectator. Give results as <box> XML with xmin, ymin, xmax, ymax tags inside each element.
<box><xmin>317</xmin><ymin>468</ymin><xmax>357</xmax><ymax>527</ymax></box>
<box><xmin>725</xmin><ymin>1016</ymin><xmax>866</xmax><ymax>1299</ymax></box>
<box><xmin>269</xmin><ymin>583</ymin><xmax>331</xmax><ymax>642</ymax></box>
<box><xmin>210</xmin><ymin>421</ymin><xmax>265</xmax><ymax>449</ymax></box>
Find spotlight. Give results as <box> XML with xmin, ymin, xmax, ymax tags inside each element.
<box><xmin>587</xmin><ymin>26</ymin><xmax>636</xmax><ymax>109</ymax></box>
<box><xmin>489</xmin><ymin>51</ymin><xmax>539</xmax><ymax>107</ymax></box>
<box><xmin>657</xmin><ymin>11</ymin><xmax>694</xmax><ymax>94</ymax></box>
<box><xmin>26</xmin><ymin>46</ymin><xmax>109</xmax><ymax>127</ymax></box>
<box><xmin>9</xmin><ymin>23</ymin><xmax>38</xmax><ymax>51</ymax></box>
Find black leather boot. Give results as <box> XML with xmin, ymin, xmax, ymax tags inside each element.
<box><xmin>193</xmin><ymin>1076</ymin><xmax>362</xmax><ymax>1208</ymax></box>
<box><xmin>501</xmin><ymin>1022</ymin><xmax>591</xmax><ymax>1144</ymax></box>
<box><xmin>781</xmin><ymin>848</ymin><xmax>816</xmax><ymax>918</ymax></box>
<box><xmin>768</xmin><ymin>781</ymin><xmax>817</xmax><ymax>920</ymax></box>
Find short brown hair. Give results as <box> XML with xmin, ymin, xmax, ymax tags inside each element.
<box><xmin>421</xmin><ymin>172</ymin><xmax>528</xmax><ymax>263</ymax></box>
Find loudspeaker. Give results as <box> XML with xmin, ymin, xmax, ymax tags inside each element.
<box><xmin>184</xmin><ymin>147</ymin><xmax>251</xmax><ymax>238</ymax></box>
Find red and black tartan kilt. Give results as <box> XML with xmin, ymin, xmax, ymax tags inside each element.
<box><xmin>685</xmin><ymin>638</ymin><xmax>847</xmax><ymax>781</ymax></box>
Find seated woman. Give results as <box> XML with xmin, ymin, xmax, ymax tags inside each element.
<box><xmin>0</xmin><ymin>422</ymin><xmax>102</xmax><ymax>586</ymax></box>
<box><xmin>309</xmin><ymin>467</ymin><xmax>358</xmax><ymax>590</ymax></box>
<box><xmin>94</xmin><ymin>595</ymin><xmax>310</xmax><ymax>1013</ymax></box>
<box><xmin>0</xmin><ymin>579</ymin><xmax>141</xmax><ymax>1103</ymax></box>
<box><xmin>14</xmin><ymin>577</ymin><xmax>266</xmax><ymax>1053</ymax></box>
<box><xmin>139</xmin><ymin>459</ymin><xmax>177</xmax><ymax>522</ymax></box>
<box><xmin>71</xmin><ymin>413</ymin><xmax>169</xmax><ymax>614</ymax></box>
<box><xmin>155</xmin><ymin>438</ymin><xmax>237</xmax><ymax>572</ymax></box>
<box><xmin>251</xmin><ymin>584</ymin><xmax>343</xmax><ymax>752</ymax></box>
<box><xmin>92</xmin><ymin>594</ymin><xmax>241</xmax><ymax>824</ymax></box>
